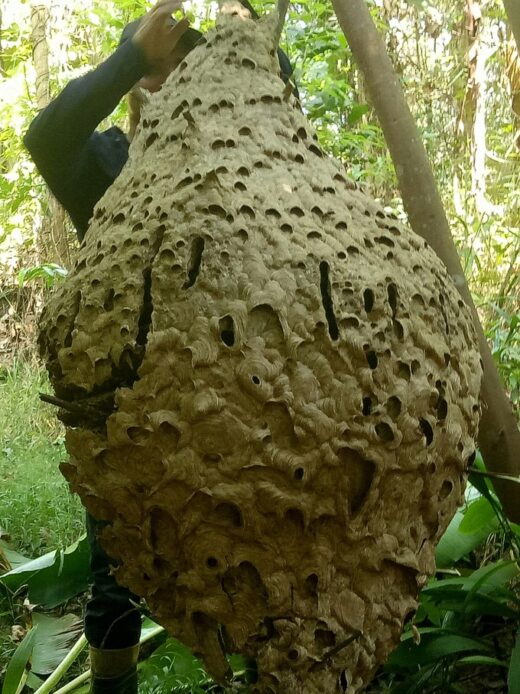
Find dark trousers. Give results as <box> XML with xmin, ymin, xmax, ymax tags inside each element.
<box><xmin>85</xmin><ymin>513</ymin><xmax>142</xmax><ymax>649</ymax></box>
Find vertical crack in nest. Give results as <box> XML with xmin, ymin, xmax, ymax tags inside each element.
<box><xmin>63</xmin><ymin>289</ymin><xmax>82</xmax><ymax>348</ymax></box>
<box><xmin>54</xmin><ymin>226</ymin><xmax>167</xmax><ymax>430</ymax></box>
<box><xmin>183</xmin><ymin>236</ymin><xmax>205</xmax><ymax>289</ymax></box>
<box><xmin>387</xmin><ymin>283</ymin><xmax>398</xmax><ymax>317</ymax></box>
<box><xmin>131</xmin><ymin>222</ymin><xmax>167</xmax><ymax>354</ymax></box>
<box><xmin>136</xmin><ymin>266</ymin><xmax>153</xmax><ymax>346</ymax></box>
<box><xmin>44</xmin><ymin>289</ymin><xmax>118</xmax><ymax>428</ymax></box>
<box><xmin>319</xmin><ymin>261</ymin><xmax>339</xmax><ymax>340</ymax></box>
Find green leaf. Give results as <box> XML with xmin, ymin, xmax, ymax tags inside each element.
<box><xmin>138</xmin><ymin>637</ymin><xmax>211</xmax><ymax>693</ymax></box>
<box><xmin>435</xmin><ymin>504</ymin><xmax>498</xmax><ymax>568</ymax></box>
<box><xmin>138</xmin><ymin>636</ymin><xmax>252</xmax><ymax>693</ymax></box>
<box><xmin>388</xmin><ymin>633</ymin><xmax>491</xmax><ymax>668</ymax></box>
<box><xmin>0</xmin><ymin>540</ymin><xmax>31</xmax><ymax>571</ymax></box>
<box><xmin>458</xmin><ymin>496</ymin><xmax>500</xmax><ymax>535</ymax></box>
<box><xmin>509</xmin><ymin>627</ymin><xmax>520</xmax><ymax>693</ymax></box>
<box><xmin>385</xmin><ymin>664</ymin><xmax>437</xmax><ymax>694</ymax></box>
<box><xmin>347</xmin><ymin>103</ymin><xmax>369</xmax><ymax>126</ymax></box>
<box><xmin>419</xmin><ymin>561</ymin><xmax>519</xmax><ymax>618</ymax></box>
<box><xmin>0</xmin><ymin>535</ymin><xmax>91</xmax><ymax>608</ymax></box>
<box><xmin>423</xmin><ymin>560</ymin><xmax>518</xmax><ymax>597</ymax></box>
<box><xmin>31</xmin><ymin>614</ymin><xmax>83</xmax><ymax>675</ymax></box>
<box><xmin>227</xmin><ymin>653</ymin><xmax>249</xmax><ymax>674</ymax></box>
<box><xmin>141</xmin><ymin>617</ymin><xmax>163</xmax><ymax>640</ymax></box>
<box><xmin>468</xmin><ymin>452</ymin><xmax>497</xmax><ymax>499</ymax></box>
<box><xmin>456</xmin><ymin>655</ymin><xmax>508</xmax><ymax>668</ymax></box>
<box><xmin>464</xmin><ymin>560</ymin><xmax>519</xmax><ymax>599</ymax></box>
<box><xmin>25</xmin><ymin>672</ymin><xmax>44</xmax><ymax>690</ymax></box>
<box><xmin>400</xmin><ymin>626</ymin><xmax>452</xmax><ymax>641</ymax></box>
<box><xmin>420</xmin><ymin>592</ymin><xmax>516</xmax><ymax>618</ymax></box>
<box><xmin>18</xmin><ymin>263</ymin><xmax>68</xmax><ymax>289</ymax></box>
<box><xmin>1</xmin><ymin>627</ymin><xmax>37</xmax><ymax>694</ymax></box>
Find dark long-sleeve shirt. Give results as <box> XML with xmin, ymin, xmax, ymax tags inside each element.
<box><xmin>24</xmin><ymin>40</ymin><xmax>149</xmax><ymax>241</ymax></box>
<box><xmin>24</xmin><ymin>38</ymin><xmax>298</xmax><ymax>243</ymax></box>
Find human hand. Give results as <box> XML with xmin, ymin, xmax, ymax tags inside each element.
<box><xmin>132</xmin><ymin>0</ymin><xmax>190</xmax><ymax>70</ymax></box>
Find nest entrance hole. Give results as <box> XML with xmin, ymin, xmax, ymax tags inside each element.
<box><xmin>338</xmin><ymin>448</ymin><xmax>375</xmax><ymax>515</ymax></box>
<box><xmin>319</xmin><ymin>261</ymin><xmax>339</xmax><ymax>341</ymax></box>
<box><xmin>183</xmin><ymin>237</ymin><xmax>205</xmax><ymax>289</ymax></box>
<box><xmin>219</xmin><ymin>315</ymin><xmax>235</xmax><ymax>346</ymax></box>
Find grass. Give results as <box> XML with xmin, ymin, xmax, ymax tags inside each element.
<box><xmin>0</xmin><ymin>360</ymin><xmax>84</xmax><ymax>556</ymax></box>
<box><xmin>0</xmin><ymin>360</ymin><xmax>85</xmax><ymax>683</ymax></box>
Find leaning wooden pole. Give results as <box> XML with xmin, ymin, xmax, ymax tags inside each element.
<box><xmin>331</xmin><ymin>0</ymin><xmax>520</xmax><ymax>523</ymax></box>
<box><xmin>503</xmin><ymin>0</ymin><xmax>520</xmax><ymax>54</ymax></box>
<box><xmin>276</xmin><ymin>0</ymin><xmax>290</xmax><ymax>41</ymax></box>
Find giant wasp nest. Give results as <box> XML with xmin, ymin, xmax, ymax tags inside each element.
<box><xmin>39</xmin><ymin>7</ymin><xmax>482</xmax><ymax>693</ymax></box>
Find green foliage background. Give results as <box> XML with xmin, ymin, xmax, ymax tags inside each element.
<box><xmin>0</xmin><ymin>0</ymin><xmax>519</xmax><ymax>692</ymax></box>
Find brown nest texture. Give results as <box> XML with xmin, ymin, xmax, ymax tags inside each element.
<box><xmin>39</xmin><ymin>8</ymin><xmax>482</xmax><ymax>693</ymax></box>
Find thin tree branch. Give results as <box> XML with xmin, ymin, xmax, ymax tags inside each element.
<box><xmin>39</xmin><ymin>392</ymin><xmax>88</xmax><ymax>414</ymax></box>
<box><xmin>275</xmin><ymin>0</ymin><xmax>290</xmax><ymax>45</ymax></box>
<box><xmin>331</xmin><ymin>0</ymin><xmax>520</xmax><ymax>523</ymax></box>
<box><xmin>469</xmin><ymin>468</ymin><xmax>520</xmax><ymax>485</ymax></box>
<box><xmin>497</xmin><ymin>243</ymin><xmax>520</xmax><ymax>308</ymax></box>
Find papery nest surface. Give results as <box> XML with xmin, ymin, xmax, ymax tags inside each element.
<box><xmin>39</xmin><ymin>7</ymin><xmax>482</xmax><ymax>693</ymax></box>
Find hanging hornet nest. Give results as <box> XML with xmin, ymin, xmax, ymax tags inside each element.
<box><xmin>39</xmin><ymin>6</ymin><xmax>482</xmax><ymax>693</ymax></box>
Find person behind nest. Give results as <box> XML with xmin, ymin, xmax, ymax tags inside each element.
<box><xmin>23</xmin><ymin>1</ymin><xmax>298</xmax><ymax>692</ymax></box>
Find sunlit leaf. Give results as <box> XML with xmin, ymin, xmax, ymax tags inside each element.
<box><xmin>435</xmin><ymin>503</ymin><xmax>499</xmax><ymax>568</ymax></box>
<box><xmin>18</xmin><ymin>263</ymin><xmax>68</xmax><ymax>289</ymax></box>
<box><xmin>458</xmin><ymin>496</ymin><xmax>499</xmax><ymax>535</ymax></box>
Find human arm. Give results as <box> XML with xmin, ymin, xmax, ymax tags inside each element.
<box><xmin>23</xmin><ymin>39</ymin><xmax>148</xmax><ymax>196</ymax></box>
<box><xmin>23</xmin><ymin>0</ymin><xmax>190</xmax><ymax>238</ymax></box>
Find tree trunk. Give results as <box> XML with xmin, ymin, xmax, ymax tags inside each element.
<box><xmin>276</xmin><ymin>0</ymin><xmax>290</xmax><ymax>41</ymax></box>
<box><xmin>30</xmin><ymin>5</ymin><xmax>50</xmax><ymax>108</ymax></box>
<box><xmin>30</xmin><ymin>3</ymin><xmax>71</xmax><ymax>268</ymax></box>
<box><xmin>467</xmin><ymin>0</ymin><xmax>485</xmax><ymax>212</ymax></box>
<box><xmin>505</xmin><ymin>37</ymin><xmax>520</xmax><ymax>150</ymax></box>
<box><xmin>466</xmin><ymin>0</ymin><xmax>498</xmax><ymax>215</ymax></box>
<box><xmin>503</xmin><ymin>0</ymin><xmax>520</xmax><ymax>55</ymax></box>
<box><xmin>331</xmin><ymin>0</ymin><xmax>520</xmax><ymax>523</ymax></box>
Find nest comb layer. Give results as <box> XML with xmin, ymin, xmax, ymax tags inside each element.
<box><xmin>39</xmin><ymin>9</ymin><xmax>482</xmax><ymax>693</ymax></box>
